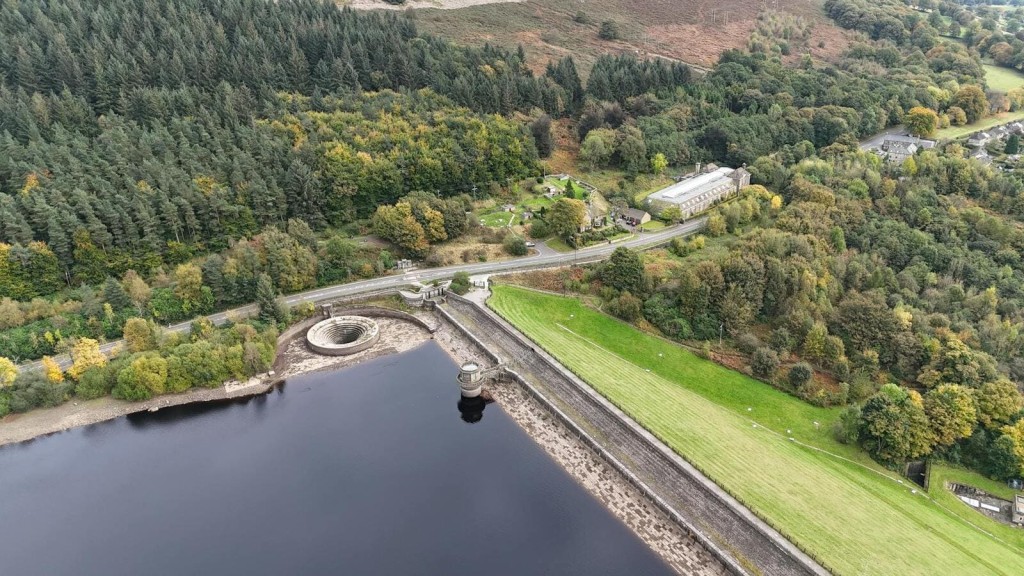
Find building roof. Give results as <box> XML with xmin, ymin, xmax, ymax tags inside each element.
<box><xmin>883</xmin><ymin>134</ymin><xmax>936</xmax><ymax>149</ymax></box>
<box><xmin>648</xmin><ymin>167</ymin><xmax>736</xmax><ymax>206</ymax></box>
<box><xmin>621</xmin><ymin>208</ymin><xmax>649</xmax><ymax>221</ymax></box>
<box><xmin>887</xmin><ymin>141</ymin><xmax>918</xmax><ymax>155</ymax></box>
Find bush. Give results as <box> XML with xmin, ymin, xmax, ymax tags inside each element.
<box><xmin>450</xmin><ymin>272</ymin><xmax>471</xmax><ymax>295</ymax></box>
<box><xmin>75</xmin><ymin>359</ymin><xmax>123</xmax><ymax>399</ymax></box>
<box><xmin>608</xmin><ymin>292</ymin><xmax>643</xmax><ymax>322</ymax></box>
<box><xmin>573</xmin><ymin>10</ymin><xmax>590</xmax><ymax>24</ymax></box>
<box><xmin>769</xmin><ymin>327</ymin><xmax>792</xmax><ymax>353</ymax></box>
<box><xmin>751</xmin><ymin>347</ymin><xmax>780</xmax><ymax>379</ymax></box>
<box><xmin>834</xmin><ymin>405</ymin><xmax>861</xmax><ymax>444</ymax></box>
<box><xmin>736</xmin><ymin>333</ymin><xmax>762</xmax><ymax>354</ymax></box>
<box><xmin>788</xmin><ymin>362</ymin><xmax>813</xmax><ymax>390</ymax></box>
<box><xmin>599</xmin><ymin>20</ymin><xmax>620</xmax><ymax>40</ymax></box>
<box><xmin>503</xmin><ymin>234</ymin><xmax>528</xmax><ymax>256</ymax></box>
<box><xmin>529</xmin><ymin>220</ymin><xmax>551</xmax><ymax>239</ymax></box>
<box><xmin>5</xmin><ymin>371</ymin><xmax>73</xmax><ymax>413</ymax></box>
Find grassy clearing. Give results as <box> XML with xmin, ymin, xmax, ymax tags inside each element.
<box><xmin>984</xmin><ymin>64</ymin><xmax>1024</xmax><ymax>93</ymax></box>
<box><xmin>935</xmin><ymin>110</ymin><xmax>1024</xmax><ymax>140</ymax></box>
<box><xmin>477</xmin><ymin>210</ymin><xmax>518</xmax><ymax>228</ymax></box>
<box><xmin>489</xmin><ymin>285</ymin><xmax>1024</xmax><ymax>576</ymax></box>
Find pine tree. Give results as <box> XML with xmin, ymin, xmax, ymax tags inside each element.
<box><xmin>255</xmin><ymin>273</ymin><xmax>278</xmax><ymax>324</ymax></box>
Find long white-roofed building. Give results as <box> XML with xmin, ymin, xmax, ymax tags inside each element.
<box><xmin>646</xmin><ymin>165</ymin><xmax>750</xmax><ymax>217</ymax></box>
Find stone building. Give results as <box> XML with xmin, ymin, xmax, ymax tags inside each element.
<box><xmin>646</xmin><ymin>165</ymin><xmax>750</xmax><ymax>217</ymax></box>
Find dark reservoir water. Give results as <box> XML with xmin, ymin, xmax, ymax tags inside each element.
<box><xmin>0</xmin><ymin>342</ymin><xmax>673</xmax><ymax>576</ymax></box>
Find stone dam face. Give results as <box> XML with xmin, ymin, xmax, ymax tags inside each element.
<box><xmin>306</xmin><ymin>316</ymin><xmax>381</xmax><ymax>356</ymax></box>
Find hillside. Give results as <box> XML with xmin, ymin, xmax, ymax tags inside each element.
<box><xmin>402</xmin><ymin>0</ymin><xmax>853</xmax><ymax>73</ymax></box>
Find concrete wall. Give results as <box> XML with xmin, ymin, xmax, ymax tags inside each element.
<box><xmin>332</xmin><ymin>306</ymin><xmax>437</xmax><ymax>334</ymax></box>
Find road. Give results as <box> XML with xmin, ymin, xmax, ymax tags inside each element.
<box><xmin>20</xmin><ymin>220</ymin><xmax>705</xmax><ymax>371</ymax></box>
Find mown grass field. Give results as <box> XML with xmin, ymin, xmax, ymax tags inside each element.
<box><xmin>489</xmin><ymin>285</ymin><xmax>1024</xmax><ymax>576</ymax></box>
<box><xmin>984</xmin><ymin>64</ymin><xmax>1024</xmax><ymax>93</ymax></box>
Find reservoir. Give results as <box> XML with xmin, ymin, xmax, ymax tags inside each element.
<box><xmin>0</xmin><ymin>342</ymin><xmax>673</xmax><ymax>576</ymax></box>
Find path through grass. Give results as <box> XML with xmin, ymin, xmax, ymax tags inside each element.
<box><xmin>489</xmin><ymin>285</ymin><xmax>1024</xmax><ymax>576</ymax></box>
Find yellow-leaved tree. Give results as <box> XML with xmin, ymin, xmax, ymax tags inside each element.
<box><xmin>0</xmin><ymin>356</ymin><xmax>17</xmax><ymax>388</ymax></box>
<box><xmin>68</xmin><ymin>338</ymin><xmax>107</xmax><ymax>380</ymax></box>
<box><xmin>41</xmin><ymin>356</ymin><xmax>64</xmax><ymax>383</ymax></box>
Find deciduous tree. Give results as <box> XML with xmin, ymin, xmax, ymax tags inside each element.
<box><xmin>924</xmin><ymin>384</ymin><xmax>977</xmax><ymax>448</ymax></box>
<box><xmin>68</xmin><ymin>338</ymin><xmax>106</xmax><ymax>380</ymax></box>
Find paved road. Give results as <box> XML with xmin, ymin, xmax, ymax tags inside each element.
<box><xmin>20</xmin><ymin>220</ymin><xmax>705</xmax><ymax>371</ymax></box>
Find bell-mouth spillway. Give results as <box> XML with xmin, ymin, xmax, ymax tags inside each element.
<box><xmin>306</xmin><ymin>316</ymin><xmax>381</xmax><ymax>356</ymax></box>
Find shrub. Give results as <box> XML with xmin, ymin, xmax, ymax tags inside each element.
<box><xmin>788</xmin><ymin>362</ymin><xmax>813</xmax><ymax>390</ymax></box>
<box><xmin>599</xmin><ymin>20</ymin><xmax>620</xmax><ymax>40</ymax></box>
<box><xmin>770</xmin><ymin>327</ymin><xmax>793</xmax><ymax>353</ymax></box>
<box><xmin>450</xmin><ymin>272</ymin><xmax>471</xmax><ymax>295</ymax></box>
<box><xmin>834</xmin><ymin>405</ymin><xmax>861</xmax><ymax>444</ymax></box>
<box><xmin>751</xmin><ymin>347</ymin><xmax>780</xmax><ymax>379</ymax></box>
<box><xmin>529</xmin><ymin>220</ymin><xmax>551</xmax><ymax>238</ymax></box>
<box><xmin>503</xmin><ymin>234</ymin><xmax>528</xmax><ymax>256</ymax></box>
<box><xmin>736</xmin><ymin>333</ymin><xmax>762</xmax><ymax>354</ymax></box>
<box><xmin>608</xmin><ymin>292</ymin><xmax>643</xmax><ymax>322</ymax></box>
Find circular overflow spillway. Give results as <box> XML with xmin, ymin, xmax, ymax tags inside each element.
<box><xmin>306</xmin><ymin>316</ymin><xmax>381</xmax><ymax>356</ymax></box>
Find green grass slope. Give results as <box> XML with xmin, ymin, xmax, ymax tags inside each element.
<box><xmin>489</xmin><ymin>284</ymin><xmax>1024</xmax><ymax>576</ymax></box>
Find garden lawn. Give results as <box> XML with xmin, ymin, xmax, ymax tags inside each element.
<box><xmin>489</xmin><ymin>285</ymin><xmax>1024</xmax><ymax>576</ymax></box>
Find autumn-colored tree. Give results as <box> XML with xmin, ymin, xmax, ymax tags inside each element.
<box><xmin>123</xmin><ymin>317</ymin><xmax>158</xmax><ymax>353</ymax></box>
<box><xmin>924</xmin><ymin>384</ymin><xmax>977</xmax><ymax>448</ymax></box>
<box><xmin>946</xmin><ymin>106</ymin><xmax>967</xmax><ymax>126</ymax></box>
<box><xmin>904</xmin><ymin>106</ymin><xmax>938</xmax><ymax>138</ymax></box>
<box><xmin>951</xmin><ymin>86</ymin><xmax>988</xmax><ymax>124</ymax></box>
<box><xmin>547</xmin><ymin>197</ymin><xmax>587</xmax><ymax>240</ymax></box>
<box><xmin>68</xmin><ymin>338</ymin><xmax>107</xmax><ymax>380</ymax></box>
<box><xmin>372</xmin><ymin>202</ymin><xmax>429</xmax><ymax>255</ymax></box>
<box><xmin>121</xmin><ymin>270</ymin><xmax>152</xmax><ymax>314</ymax></box>
<box><xmin>41</xmin><ymin>356</ymin><xmax>64</xmax><ymax>383</ymax></box>
<box><xmin>1001</xmin><ymin>420</ymin><xmax>1024</xmax><ymax>477</ymax></box>
<box><xmin>976</xmin><ymin>379</ymin><xmax>1023</xmax><ymax>429</ymax></box>
<box><xmin>859</xmin><ymin>384</ymin><xmax>935</xmax><ymax>463</ymax></box>
<box><xmin>113</xmin><ymin>353</ymin><xmax>168</xmax><ymax>400</ymax></box>
<box><xmin>705</xmin><ymin>213</ymin><xmax>727</xmax><ymax>236</ymax></box>
<box><xmin>0</xmin><ymin>356</ymin><xmax>17</xmax><ymax>388</ymax></box>
<box><xmin>174</xmin><ymin>263</ymin><xmax>204</xmax><ymax>311</ymax></box>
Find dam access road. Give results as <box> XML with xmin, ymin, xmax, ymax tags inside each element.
<box><xmin>19</xmin><ymin>219</ymin><xmax>705</xmax><ymax>371</ymax></box>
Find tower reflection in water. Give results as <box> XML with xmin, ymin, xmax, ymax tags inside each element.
<box><xmin>457</xmin><ymin>392</ymin><xmax>494</xmax><ymax>424</ymax></box>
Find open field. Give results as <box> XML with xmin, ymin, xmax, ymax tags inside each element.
<box><xmin>984</xmin><ymin>64</ymin><xmax>1024</xmax><ymax>93</ymax></box>
<box><xmin>935</xmin><ymin>110</ymin><xmax>1024</xmax><ymax>140</ymax></box>
<box><xmin>410</xmin><ymin>0</ymin><xmax>848</xmax><ymax>74</ymax></box>
<box><xmin>489</xmin><ymin>285</ymin><xmax>1024</xmax><ymax>576</ymax></box>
